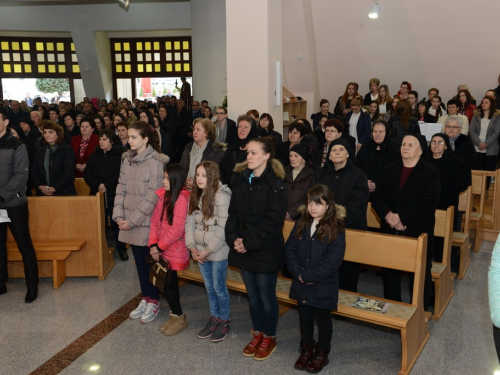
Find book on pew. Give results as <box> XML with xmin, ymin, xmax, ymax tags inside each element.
<box><xmin>352</xmin><ymin>296</ymin><xmax>391</xmax><ymax>313</ymax></box>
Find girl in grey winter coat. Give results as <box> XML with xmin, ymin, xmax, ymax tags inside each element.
<box><xmin>185</xmin><ymin>161</ymin><xmax>232</xmax><ymax>342</ymax></box>
<box><xmin>112</xmin><ymin>122</ymin><xmax>169</xmax><ymax>324</ymax></box>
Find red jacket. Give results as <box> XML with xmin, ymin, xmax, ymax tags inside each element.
<box><xmin>462</xmin><ymin>104</ymin><xmax>476</xmax><ymax>124</ymax></box>
<box><xmin>148</xmin><ymin>188</ymin><xmax>190</xmax><ymax>270</ymax></box>
<box><xmin>71</xmin><ymin>134</ymin><xmax>99</xmax><ymax>178</ymax></box>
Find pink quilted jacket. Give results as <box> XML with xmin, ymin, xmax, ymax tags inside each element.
<box><xmin>148</xmin><ymin>188</ymin><xmax>190</xmax><ymax>271</ymax></box>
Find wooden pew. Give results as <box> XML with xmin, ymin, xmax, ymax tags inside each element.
<box><xmin>454</xmin><ymin>187</ymin><xmax>472</xmax><ymax>279</ymax></box>
<box><xmin>179</xmin><ymin>229</ymin><xmax>429</xmax><ymax>375</ymax></box>
<box><xmin>7</xmin><ymin>192</ymin><xmax>114</xmax><ymax>284</ymax></box>
<box><xmin>75</xmin><ymin>177</ymin><xmax>91</xmax><ymax>196</ymax></box>
<box><xmin>470</xmin><ymin>171</ymin><xmax>487</xmax><ymax>251</ymax></box>
<box><xmin>366</xmin><ymin>203</ymin><xmax>455</xmax><ymax>316</ymax></box>
<box><xmin>7</xmin><ymin>240</ymin><xmax>86</xmax><ymax>289</ymax></box>
<box><xmin>431</xmin><ymin>207</ymin><xmax>455</xmax><ymax>320</ymax></box>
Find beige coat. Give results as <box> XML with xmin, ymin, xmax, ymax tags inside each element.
<box><xmin>185</xmin><ymin>182</ymin><xmax>231</xmax><ymax>262</ymax></box>
<box><xmin>113</xmin><ymin>145</ymin><xmax>169</xmax><ymax>246</ymax></box>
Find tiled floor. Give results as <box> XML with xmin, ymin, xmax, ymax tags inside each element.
<box><xmin>1</xmin><ymin>239</ymin><xmax>499</xmax><ymax>375</ymax></box>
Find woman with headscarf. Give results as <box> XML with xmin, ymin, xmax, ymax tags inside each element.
<box><xmin>219</xmin><ymin>114</ymin><xmax>260</xmax><ymax>185</ymax></box>
<box><xmin>355</xmin><ymin>120</ymin><xmax>399</xmax><ymax>200</ymax></box>
<box><xmin>427</xmin><ymin>133</ymin><xmax>469</xmax><ymax>262</ymax></box>
<box><xmin>311</xmin><ymin>138</ymin><xmax>369</xmax><ymax>293</ymax></box>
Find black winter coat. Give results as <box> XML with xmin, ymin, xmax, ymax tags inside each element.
<box><xmin>355</xmin><ymin>138</ymin><xmax>400</xmax><ymax>199</ymax></box>
<box><xmin>219</xmin><ymin>144</ymin><xmax>248</xmax><ymax>186</ymax></box>
<box><xmin>372</xmin><ymin>158</ymin><xmax>440</xmax><ymax>241</ymax></box>
<box><xmin>226</xmin><ymin>159</ymin><xmax>288</xmax><ymax>274</ymax></box>
<box><xmin>285</xmin><ymin>164</ymin><xmax>315</xmax><ymax>220</ymax></box>
<box><xmin>451</xmin><ymin>134</ymin><xmax>476</xmax><ymax>177</ymax></box>
<box><xmin>428</xmin><ymin>154</ymin><xmax>469</xmax><ymax>212</ymax></box>
<box><xmin>180</xmin><ymin>139</ymin><xmax>224</xmax><ymax>173</ymax></box>
<box><xmin>388</xmin><ymin>114</ymin><xmax>420</xmax><ymax>146</ymax></box>
<box><xmin>312</xmin><ymin>159</ymin><xmax>368</xmax><ymax>230</ymax></box>
<box><xmin>31</xmin><ymin>142</ymin><xmax>76</xmax><ymax>196</ymax></box>
<box><xmin>83</xmin><ymin>145</ymin><xmax>124</xmax><ymax>200</ymax></box>
<box><xmin>285</xmin><ymin>221</ymin><xmax>346</xmax><ymax>310</ymax></box>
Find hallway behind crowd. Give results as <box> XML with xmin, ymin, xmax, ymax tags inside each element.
<box><xmin>2</xmin><ymin>74</ymin><xmax>500</xmax><ymax>374</ymax></box>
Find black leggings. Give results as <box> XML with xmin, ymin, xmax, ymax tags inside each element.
<box><xmin>297</xmin><ymin>303</ymin><xmax>332</xmax><ymax>350</ymax></box>
<box><xmin>494</xmin><ymin>325</ymin><xmax>500</xmax><ymax>362</ymax></box>
<box><xmin>163</xmin><ymin>270</ymin><xmax>183</xmax><ymax>315</ymax></box>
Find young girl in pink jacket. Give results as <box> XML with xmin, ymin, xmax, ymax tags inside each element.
<box><xmin>149</xmin><ymin>163</ymin><xmax>190</xmax><ymax>336</ymax></box>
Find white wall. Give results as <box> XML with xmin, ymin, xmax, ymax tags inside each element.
<box><xmin>283</xmin><ymin>0</ymin><xmax>500</xmax><ymax>117</ymax></box>
<box><xmin>190</xmin><ymin>0</ymin><xmax>227</xmax><ymax>109</ymax></box>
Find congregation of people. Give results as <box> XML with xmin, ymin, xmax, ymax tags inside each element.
<box><xmin>2</xmin><ymin>74</ymin><xmax>500</xmax><ymax>373</ymax></box>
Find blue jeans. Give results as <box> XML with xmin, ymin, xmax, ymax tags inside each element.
<box><xmin>241</xmin><ymin>270</ymin><xmax>278</xmax><ymax>336</ymax></box>
<box><xmin>131</xmin><ymin>245</ymin><xmax>159</xmax><ymax>300</ymax></box>
<box><xmin>199</xmin><ymin>259</ymin><xmax>230</xmax><ymax>320</ymax></box>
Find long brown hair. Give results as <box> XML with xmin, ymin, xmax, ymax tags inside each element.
<box><xmin>377</xmin><ymin>84</ymin><xmax>392</xmax><ymax>105</ymax></box>
<box><xmin>396</xmin><ymin>98</ymin><xmax>412</xmax><ymax>130</ymax></box>
<box><xmin>128</xmin><ymin>121</ymin><xmax>161</xmax><ymax>153</ymax></box>
<box><xmin>294</xmin><ymin>184</ymin><xmax>344</xmax><ymax>243</ymax></box>
<box><xmin>341</xmin><ymin>82</ymin><xmax>359</xmax><ymax>106</ymax></box>
<box><xmin>188</xmin><ymin>161</ymin><xmax>220</xmax><ymax>221</ymax></box>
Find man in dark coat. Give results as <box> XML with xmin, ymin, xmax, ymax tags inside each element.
<box><xmin>172</xmin><ymin>99</ymin><xmax>192</xmax><ymax>162</ymax></box>
<box><xmin>444</xmin><ymin>115</ymin><xmax>475</xmax><ymax>181</ymax></box>
<box><xmin>311</xmin><ymin>138</ymin><xmax>369</xmax><ymax>292</ymax></box>
<box><xmin>372</xmin><ymin>135</ymin><xmax>440</xmax><ymax>311</ymax></box>
<box><xmin>0</xmin><ymin>107</ymin><xmax>39</xmax><ymax>303</ymax></box>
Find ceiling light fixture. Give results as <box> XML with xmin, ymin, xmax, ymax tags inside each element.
<box><xmin>368</xmin><ymin>4</ymin><xmax>380</xmax><ymax>19</ymax></box>
<box><xmin>118</xmin><ymin>0</ymin><xmax>130</xmax><ymax>7</ymax></box>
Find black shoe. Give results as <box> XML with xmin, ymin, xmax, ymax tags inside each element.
<box><xmin>0</xmin><ymin>283</ymin><xmax>6</xmax><ymax>295</ymax></box>
<box><xmin>25</xmin><ymin>286</ymin><xmax>38</xmax><ymax>303</ymax></box>
<box><xmin>119</xmin><ymin>252</ymin><xmax>129</xmax><ymax>261</ymax></box>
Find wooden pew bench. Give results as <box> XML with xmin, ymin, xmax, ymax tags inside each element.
<box><xmin>7</xmin><ymin>192</ymin><xmax>114</xmax><ymax>284</ymax></box>
<box><xmin>7</xmin><ymin>240</ymin><xmax>86</xmax><ymax>289</ymax></box>
<box><xmin>453</xmin><ymin>187</ymin><xmax>472</xmax><ymax>279</ymax></box>
<box><xmin>179</xmin><ymin>229</ymin><xmax>429</xmax><ymax>375</ymax></box>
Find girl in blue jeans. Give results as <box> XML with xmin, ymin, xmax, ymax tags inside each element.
<box><xmin>185</xmin><ymin>161</ymin><xmax>232</xmax><ymax>342</ymax></box>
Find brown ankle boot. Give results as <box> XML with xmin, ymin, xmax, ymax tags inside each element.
<box><xmin>163</xmin><ymin>313</ymin><xmax>188</xmax><ymax>336</ymax></box>
<box><xmin>243</xmin><ymin>331</ymin><xmax>263</xmax><ymax>357</ymax></box>
<box><xmin>306</xmin><ymin>345</ymin><xmax>330</xmax><ymax>373</ymax></box>
<box><xmin>294</xmin><ymin>341</ymin><xmax>315</xmax><ymax>370</ymax></box>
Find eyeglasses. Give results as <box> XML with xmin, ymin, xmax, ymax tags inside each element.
<box><xmin>216</xmin><ymin>112</ymin><xmax>225</xmax><ymax>115</ymax></box>
<box><xmin>445</xmin><ymin>125</ymin><xmax>460</xmax><ymax>129</ymax></box>
<box><xmin>431</xmin><ymin>140</ymin><xmax>445</xmax><ymax>145</ymax></box>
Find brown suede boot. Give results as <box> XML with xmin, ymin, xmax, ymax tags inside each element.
<box><xmin>294</xmin><ymin>341</ymin><xmax>315</xmax><ymax>370</ymax></box>
<box><xmin>163</xmin><ymin>313</ymin><xmax>188</xmax><ymax>336</ymax></box>
<box><xmin>159</xmin><ymin>311</ymin><xmax>173</xmax><ymax>333</ymax></box>
<box><xmin>306</xmin><ymin>345</ymin><xmax>330</xmax><ymax>373</ymax></box>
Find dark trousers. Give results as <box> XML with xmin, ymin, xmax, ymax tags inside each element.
<box><xmin>383</xmin><ymin>245</ymin><xmax>433</xmax><ymax>311</ymax></box>
<box><xmin>130</xmin><ymin>245</ymin><xmax>159</xmax><ymax>300</ymax></box>
<box><xmin>298</xmin><ymin>303</ymin><xmax>332</xmax><ymax>349</ymax></box>
<box><xmin>0</xmin><ymin>202</ymin><xmax>39</xmax><ymax>287</ymax></box>
<box><xmin>494</xmin><ymin>325</ymin><xmax>500</xmax><ymax>362</ymax></box>
<box><xmin>339</xmin><ymin>261</ymin><xmax>360</xmax><ymax>292</ymax></box>
<box><xmin>163</xmin><ymin>270</ymin><xmax>182</xmax><ymax>315</ymax></box>
<box><xmin>475</xmin><ymin>153</ymin><xmax>497</xmax><ymax>190</ymax></box>
<box><xmin>241</xmin><ymin>270</ymin><xmax>279</xmax><ymax>336</ymax></box>
<box><xmin>105</xmin><ymin>203</ymin><xmax>126</xmax><ymax>255</ymax></box>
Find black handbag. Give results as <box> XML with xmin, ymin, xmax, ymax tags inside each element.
<box><xmin>146</xmin><ymin>254</ymin><xmax>172</xmax><ymax>289</ymax></box>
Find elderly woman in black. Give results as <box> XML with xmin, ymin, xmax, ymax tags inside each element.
<box><xmin>311</xmin><ymin>138</ymin><xmax>369</xmax><ymax>292</ymax></box>
<box><xmin>315</xmin><ymin>119</ymin><xmax>355</xmax><ymax>169</ymax></box>
<box><xmin>372</xmin><ymin>135</ymin><xmax>440</xmax><ymax>310</ymax></box>
<box><xmin>285</xmin><ymin>144</ymin><xmax>315</xmax><ymax>221</ymax></box>
<box><xmin>84</xmin><ymin>128</ymin><xmax>128</xmax><ymax>261</ymax></box>
<box><xmin>31</xmin><ymin>121</ymin><xmax>76</xmax><ymax>196</ymax></box>
<box><xmin>275</xmin><ymin>122</ymin><xmax>307</xmax><ymax>169</ymax></box>
<box><xmin>355</xmin><ymin>120</ymin><xmax>399</xmax><ymax>199</ymax></box>
<box><xmin>427</xmin><ymin>133</ymin><xmax>469</xmax><ymax>262</ymax></box>
<box><xmin>219</xmin><ymin>115</ymin><xmax>260</xmax><ymax>185</ymax></box>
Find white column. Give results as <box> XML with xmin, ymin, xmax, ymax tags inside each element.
<box><xmin>226</xmin><ymin>0</ymin><xmax>283</xmax><ymax>134</ymax></box>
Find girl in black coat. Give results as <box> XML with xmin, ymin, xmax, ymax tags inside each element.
<box><xmin>84</xmin><ymin>129</ymin><xmax>128</xmax><ymax>261</ymax></box>
<box><xmin>225</xmin><ymin>137</ymin><xmax>288</xmax><ymax>360</ymax></box>
<box><xmin>311</xmin><ymin>139</ymin><xmax>368</xmax><ymax>293</ymax></box>
<box><xmin>31</xmin><ymin>122</ymin><xmax>76</xmax><ymax>196</ymax></box>
<box><xmin>285</xmin><ymin>184</ymin><xmax>345</xmax><ymax>372</ymax></box>
<box><xmin>355</xmin><ymin>120</ymin><xmax>400</xmax><ymax>200</ymax></box>
<box><xmin>427</xmin><ymin>133</ymin><xmax>469</xmax><ymax>262</ymax></box>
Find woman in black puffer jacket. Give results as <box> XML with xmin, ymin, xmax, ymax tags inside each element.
<box><xmin>225</xmin><ymin>136</ymin><xmax>288</xmax><ymax>360</ymax></box>
<box><xmin>84</xmin><ymin>128</ymin><xmax>128</xmax><ymax>261</ymax></box>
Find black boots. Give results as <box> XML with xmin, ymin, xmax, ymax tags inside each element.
<box><xmin>306</xmin><ymin>344</ymin><xmax>330</xmax><ymax>373</ymax></box>
<box><xmin>25</xmin><ymin>285</ymin><xmax>38</xmax><ymax>303</ymax></box>
<box><xmin>0</xmin><ymin>283</ymin><xmax>6</xmax><ymax>295</ymax></box>
<box><xmin>294</xmin><ymin>341</ymin><xmax>315</xmax><ymax>370</ymax></box>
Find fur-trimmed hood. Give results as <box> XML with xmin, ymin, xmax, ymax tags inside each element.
<box><xmin>297</xmin><ymin>203</ymin><xmax>346</xmax><ymax>222</ymax></box>
<box><xmin>473</xmin><ymin>108</ymin><xmax>500</xmax><ymax>118</ymax></box>
<box><xmin>233</xmin><ymin>158</ymin><xmax>286</xmax><ymax>180</ymax></box>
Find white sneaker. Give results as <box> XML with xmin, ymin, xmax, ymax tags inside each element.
<box><xmin>140</xmin><ymin>302</ymin><xmax>161</xmax><ymax>324</ymax></box>
<box><xmin>129</xmin><ymin>299</ymin><xmax>148</xmax><ymax>320</ymax></box>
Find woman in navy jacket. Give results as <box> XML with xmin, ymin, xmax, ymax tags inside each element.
<box><xmin>285</xmin><ymin>184</ymin><xmax>346</xmax><ymax>373</ymax></box>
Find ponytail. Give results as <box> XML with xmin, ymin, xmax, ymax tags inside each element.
<box><xmin>128</xmin><ymin>121</ymin><xmax>161</xmax><ymax>153</ymax></box>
